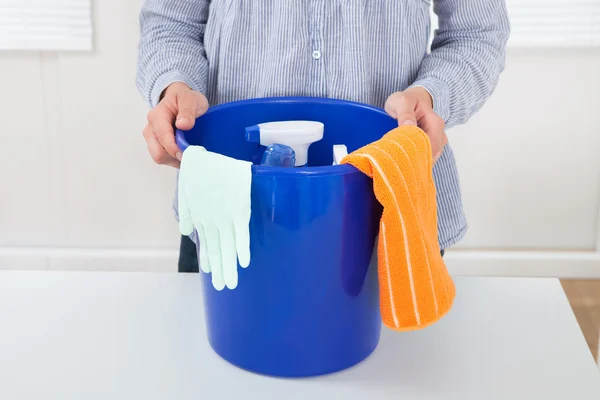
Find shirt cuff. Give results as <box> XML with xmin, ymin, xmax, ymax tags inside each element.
<box><xmin>408</xmin><ymin>77</ymin><xmax>451</xmax><ymax>125</ymax></box>
<box><xmin>150</xmin><ymin>70</ymin><xmax>203</xmax><ymax>107</ymax></box>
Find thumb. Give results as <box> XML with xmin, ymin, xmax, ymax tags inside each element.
<box><xmin>175</xmin><ymin>91</ymin><xmax>209</xmax><ymax>131</ymax></box>
<box><xmin>393</xmin><ymin>96</ymin><xmax>418</xmax><ymax>127</ymax></box>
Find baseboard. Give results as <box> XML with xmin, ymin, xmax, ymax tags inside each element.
<box><xmin>1</xmin><ymin>247</ymin><xmax>600</xmax><ymax>278</ymax></box>
<box><xmin>444</xmin><ymin>250</ymin><xmax>600</xmax><ymax>278</ymax></box>
<box><xmin>0</xmin><ymin>247</ymin><xmax>178</xmax><ymax>273</ymax></box>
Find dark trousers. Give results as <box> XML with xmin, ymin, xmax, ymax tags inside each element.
<box><xmin>178</xmin><ymin>235</ymin><xmax>445</xmax><ymax>273</ymax></box>
<box><xmin>178</xmin><ymin>235</ymin><xmax>199</xmax><ymax>273</ymax></box>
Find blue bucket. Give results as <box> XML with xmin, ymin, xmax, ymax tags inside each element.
<box><xmin>176</xmin><ymin>97</ymin><xmax>397</xmax><ymax>378</ymax></box>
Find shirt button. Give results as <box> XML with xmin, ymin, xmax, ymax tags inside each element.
<box><xmin>312</xmin><ymin>50</ymin><xmax>322</xmax><ymax>60</ymax></box>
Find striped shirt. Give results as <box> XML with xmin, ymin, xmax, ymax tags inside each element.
<box><xmin>136</xmin><ymin>0</ymin><xmax>510</xmax><ymax>250</ymax></box>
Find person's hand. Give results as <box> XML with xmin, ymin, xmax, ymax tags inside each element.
<box><xmin>143</xmin><ymin>82</ymin><xmax>209</xmax><ymax>168</ymax></box>
<box><xmin>384</xmin><ymin>87</ymin><xmax>448</xmax><ymax>163</ymax></box>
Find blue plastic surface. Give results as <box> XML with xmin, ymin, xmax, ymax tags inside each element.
<box><xmin>245</xmin><ymin>124</ymin><xmax>260</xmax><ymax>144</ymax></box>
<box><xmin>176</xmin><ymin>97</ymin><xmax>398</xmax><ymax>378</ymax></box>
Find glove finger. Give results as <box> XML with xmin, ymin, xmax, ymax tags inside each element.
<box><xmin>220</xmin><ymin>223</ymin><xmax>238</xmax><ymax>290</ymax></box>
<box><xmin>196</xmin><ymin>224</ymin><xmax>211</xmax><ymax>274</ymax></box>
<box><xmin>177</xmin><ymin>179</ymin><xmax>194</xmax><ymax>236</ymax></box>
<box><xmin>205</xmin><ymin>225</ymin><xmax>225</xmax><ymax>291</ymax></box>
<box><xmin>234</xmin><ymin>217</ymin><xmax>251</xmax><ymax>268</ymax></box>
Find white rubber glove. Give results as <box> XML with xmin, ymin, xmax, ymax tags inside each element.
<box><xmin>178</xmin><ymin>146</ymin><xmax>252</xmax><ymax>290</ymax></box>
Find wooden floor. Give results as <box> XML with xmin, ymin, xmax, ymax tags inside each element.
<box><xmin>560</xmin><ymin>279</ymin><xmax>600</xmax><ymax>359</ymax></box>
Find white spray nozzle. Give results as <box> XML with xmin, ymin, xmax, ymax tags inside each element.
<box><xmin>332</xmin><ymin>144</ymin><xmax>348</xmax><ymax>165</ymax></box>
<box><xmin>245</xmin><ymin>121</ymin><xmax>324</xmax><ymax>167</ymax></box>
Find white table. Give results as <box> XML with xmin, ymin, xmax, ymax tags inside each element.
<box><xmin>0</xmin><ymin>271</ymin><xmax>599</xmax><ymax>400</ymax></box>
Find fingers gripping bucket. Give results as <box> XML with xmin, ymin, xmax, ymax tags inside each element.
<box><xmin>176</xmin><ymin>97</ymin><xmax>397</xmax><ymax>378</ymax></box>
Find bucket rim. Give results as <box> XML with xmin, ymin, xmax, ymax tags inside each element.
<box><xmin>175</xmin><ymin>96</ymin><xmax>392</xmax><ymax>177</ymax></box>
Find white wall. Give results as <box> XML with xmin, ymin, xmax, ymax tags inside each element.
<box><xmin>453</xmin><ymin>48</ymin><xmax>600</xmax><ymax>251</ymax></box>
<box><xmin>447</xmin><ymin>49</ymin><xmax>600</xmax><ymax>277</ymax></box>
<box><xmin>0</xmin><ymin>1</ymin><xmax>179</xmax><ymax>271</ymax></box>
<box><xmin>1</xmin><ymin>0</ymin><xmax>600</xmax><ymax>276</ymax></box>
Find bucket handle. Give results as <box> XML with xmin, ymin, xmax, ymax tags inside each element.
<box><xmin>175</xmin><ymin>129</ymin><xmax>191</xmax><ymax>152</ymax></box>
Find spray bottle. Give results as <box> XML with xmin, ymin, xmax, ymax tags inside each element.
<box><xmin>245</xmin><ymin>121</ymin><xmax>324</xmax><ymax>167</ymax></box>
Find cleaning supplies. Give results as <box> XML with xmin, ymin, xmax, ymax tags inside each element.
<box><xmin>245</xmin><ymin>121</ymin><xmax>324</xmax><ymax>167</ymax></box>
<box><xmin>341</xmin><ymin>126</ymin><xmax>455</xmax><ymax>331</ymax></box>
<box><xmin>178</xmin><ymin>146</ymin><xmax>252</xmax><ymax>291</ymax></box>
<box><xmin>261</xmin><ymin>143</ymin><xmax>296</xmax><ymax>167</ymax></box>
<box><xmin>332</xmin><ymin>144</ymin><xmax>348</xmax><ymax>165</ymax></box>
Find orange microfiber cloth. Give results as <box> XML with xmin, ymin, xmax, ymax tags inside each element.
<box><xmin>341</xmin><ymin>126</ymin><xmax>455</xmax><ymax>331</ymax></box>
